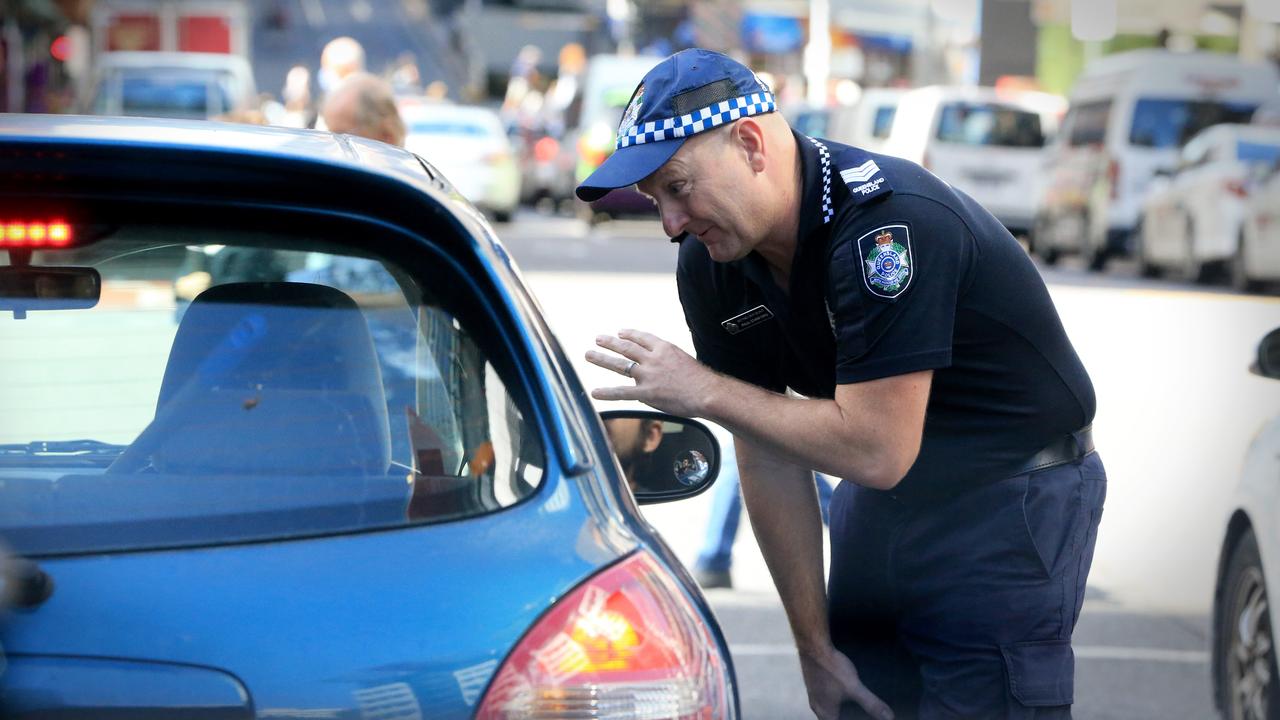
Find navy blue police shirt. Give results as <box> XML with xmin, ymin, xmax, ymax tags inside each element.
<box><xmin>676</xmin><ymin>130</ymin><xmax>1096</xmax><ymax>497</ymax></box>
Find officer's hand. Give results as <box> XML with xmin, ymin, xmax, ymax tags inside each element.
<box><xmin>586</xmin><ymin>329</ymin><xmax>709</xmax><ymax>417</ymax></box>
<box><xmin>798</xmin><ymin>643</ymin><xmax>894</xmax><ymax>720</ymax></box>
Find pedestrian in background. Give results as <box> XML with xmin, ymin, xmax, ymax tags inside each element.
<box><xmin>693</xmin><ymin>433</ymin><xmax>835</xmax><ymax>590</ymax></box>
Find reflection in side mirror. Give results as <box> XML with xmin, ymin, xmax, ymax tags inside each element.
<box><xmin>601</xmin><ymin>410</ymin><xmax>720</xmax><ymax>505</ymax></box>
<box><xmin>0</xmin><ymin>266</ymin><xmax>101</xmax><ymax>315</ymax></box>
<box><xmin>1252</xmin><ymin>327</ymin><xmax>1280</xmax><ymax>380</ymax></box>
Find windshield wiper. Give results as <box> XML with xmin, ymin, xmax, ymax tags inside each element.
<box><xmin>0</xmin><ymin>440</ymin><xmax>127</xmax><ymax>465</ymax></box>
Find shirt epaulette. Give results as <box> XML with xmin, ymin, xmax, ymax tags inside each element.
<box><xmin>832</xmin><ymin>146</ymin><xmax>893</xmax><ymax>206</ymax></box>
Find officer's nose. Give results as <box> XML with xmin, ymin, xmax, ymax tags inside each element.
<box><xmin>660</xmin><ymin>205</ymin><xmax>688</xmax><ymax>239</ymax></box>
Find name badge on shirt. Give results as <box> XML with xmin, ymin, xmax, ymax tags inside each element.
<box><xmin>721</xmin><ymin>305</ymin><xmax>774</xmax><ymax>335</ymax></box>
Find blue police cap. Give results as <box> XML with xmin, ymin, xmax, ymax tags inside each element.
<box><xmin>575</xmin><ymin>49</ymin><xmax>776</xmax><ymax>202</ymax></box>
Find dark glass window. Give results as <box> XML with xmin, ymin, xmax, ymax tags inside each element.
<box><xmin>935</xmin><ymin>102</ymin><xmax>1045</xmax><ymax>147</ymax></box>
<box><xmin>1129</xmin><ymin>98</ymin><xmax>1258</xmax><ymax>148</ymax></box>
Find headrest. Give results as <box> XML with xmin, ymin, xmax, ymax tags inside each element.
<box><xmin>151</xmin><ymin>282</ymin><xmax>391</xmax><ymax>475</ymax></box>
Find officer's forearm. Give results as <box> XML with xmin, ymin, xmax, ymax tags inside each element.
<box><xmin>735</xmin><ymin>437</ymin><xmax>832</xmax><ymax>654</ymax></box>
<box><xmin>699</xmin><ymin>369</ymin><xmax>929</xmax><ymax>490</ymax></box>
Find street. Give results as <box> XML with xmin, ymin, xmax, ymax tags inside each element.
<box><xmin>498</xmin><ymin>209</ymin><xmax>1280</xmax><ymax>719</ymax></box>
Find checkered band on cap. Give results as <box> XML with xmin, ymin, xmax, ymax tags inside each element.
<box><xmin>616</xmin><ymin>92</ymin><xmax>777</xmax><ymax>150</ymax></box>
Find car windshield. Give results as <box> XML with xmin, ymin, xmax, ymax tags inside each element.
<box><xmin>0</xmin><ymin>225</ymin><xmax>545</xmax><ymax>556</ymax></box>
<box><xmin>1129</xmin><ymin>98</ymin><xmax>1259</xmax><ymax>148</ymax></box>
<box><xmin>110</xmin><ymin>70</ymin><xmax>234</xmax><ymax>119</ymax></box>
<box><xmin>935</xmin><ymin>102</ymin><xmax>1045</xmax><ymax>147</ymax></box>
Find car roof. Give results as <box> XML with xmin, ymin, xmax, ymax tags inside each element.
<box><xmin>97</xmin><ymin>51</ymin><xmax>253</xmax><ymax>73</ymax></box>
<box><xmin>1</xmin><ymin>113</ymin><xmax>438</xmax><ymax>189</ymax></box>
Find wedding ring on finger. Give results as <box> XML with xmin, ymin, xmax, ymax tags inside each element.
<box><xmin>624</xmin><ymin>360</ymin><xmax>638</xmax><ymax>378</ymax></box>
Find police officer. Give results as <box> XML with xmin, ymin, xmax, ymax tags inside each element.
<box><xmin>579</xmin><ymin>49</ymin><xmax>1106</xmax><ymax>720</ymax></box>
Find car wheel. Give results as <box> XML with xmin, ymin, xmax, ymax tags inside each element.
<box><xmin>1033</xmin><ymin>215</ymin><xmax>1060</xmax><ymax>265</ymax></box>
<box><xmin>1232</xmin><ymin>233</ymin><xmax>1261</xmax><ymax>294</ymax></box>
<box><xmin>1084</xmin><ymin>213</ymin><xmax>1109</xmax><ymax>272</ymax></box>
<box><xmin>1181</xmin><ymin>218</ymin><xmax>1209</xmax><ymax>284</ymax></box>
<box><xmin>1087</xmin><ymin>245</ymin><xmax>1109</xmax><ymax>272</ymax></box>
<box><xmin>1218</xmin><ymin>529</ymin><xmax>1280</xmax><ymax>720</ymax></box>
<box><xmin>1136</xmin><ymin>220</ymin><xmax>1161</xmax><ymax>279</ymax></box>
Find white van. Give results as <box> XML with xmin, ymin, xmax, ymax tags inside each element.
<box><xmin>881</xmin><ymin>86</ymin><xmax>1066</xmax><ymax>237</ymax></box>
<box><xmin>86</xmin><ymin>51</ymin><xmax>257</xmax><ymax>120</ymax></box>
<box><xmin>1032</xmin><ymin>49</ymin><xmax>1280</xmax><ymax>269</ymax></box>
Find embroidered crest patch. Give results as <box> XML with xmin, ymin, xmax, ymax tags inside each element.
<box><xmin>618</xmin><ymin>83</ymin><xmax>644</xmax><ymax>135</ymax></box>
<box><xmin>856</xmin><ymin>224</ymin><xmax>913</xmax><ymax>299</ymax></box>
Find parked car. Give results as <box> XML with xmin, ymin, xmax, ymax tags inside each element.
<box><xmin>1213</xmin><ymin>326</ymin><xmax>1280</xmax><ymax>719</ymax></box>
<box><xmin>1137</xmin><ymin>124</ymin><xmax>1280</xmax><ymax>283</ymax></box>
<box><xmin>400</xmin><ymin>102</ymin><xmax>521</xmax><ymax>223</ymax></box>
<box><xmin>570</xmin><ymin>53</ymin><xmax>663</xmax><ymax>222</ymax></box>
<box><xmin>85</xmin><ymin>51</ymin><xmax>256</xmax><ymax>120</ymax></box>
<box><xmin>1237</xmin><ymin>161</ymin><xmax>1280</xmax><ymax>293</ymax></box>
<box><xmin>1033</xmin><ymin>49</ymin><xmax>1280</xmax><ymax>269</ymax></box>
<box><xmin>0</xmin><ymin>115</ymin><xmax>738</xmax><ymax>718</ymax></box>
<box><xmin>882</xmin><ymin>85</ymin><xmax>1065</xmax><ymax>238</ymax></box>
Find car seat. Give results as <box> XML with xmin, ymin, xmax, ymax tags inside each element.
<box><xmin>108</xmin><ymin>281</ymin><xmax>391</xmax><ymax>475</ymax></box>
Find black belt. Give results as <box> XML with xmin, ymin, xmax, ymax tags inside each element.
<box><xmin>1014</xmin><ymin>425</ymin><xmax>1094</xmax><ymax>476</ymax></box>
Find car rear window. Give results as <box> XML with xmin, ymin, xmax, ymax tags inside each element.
<box><xmin>0</xmin><ymin>225</ymin><xmax>545</xmax><ymax>556</ymax></box>
<box><xmin>1129</xmin><ymin>98</ymin><xmax>1258</xmax><ymax>148</ymax></box>
<box><xmin>935</xmin><ymin>102</ymin><xmax>1045</xmax><ymax>147</ymax></box>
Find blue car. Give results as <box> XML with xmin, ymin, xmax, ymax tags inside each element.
<box><xmin>0</xmin><ymin>115</ymin><xmax>736</xmax><ymax>719</ymax></box>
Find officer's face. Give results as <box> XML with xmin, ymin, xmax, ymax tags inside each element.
<box><xmin>637</xmin><ymin>125</ymin><xmax>762</xmax><ymax>262</ymax></box>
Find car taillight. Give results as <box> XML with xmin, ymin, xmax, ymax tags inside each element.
<box><xmin>1107</xmin><ymin>157</ymin><xmax>1120</xmax><ymax>200</ymax></box>
<box><xmin>1225</xmin><ymin>179</ymin><xmax>1248</xmax><ymax>197</ymax></box>
<box><xmin>476</xmin><ymin>551</ymin><xmax>732</xmax><ymax>720</ymax></box>
<box><xmin>1</xmin><ymin>220</ymin><xmax>72</xmax><ymax>248</ymax></box>
<box><xmin>534</xmin><ymin>136</ymin><xmax>560</xmax><ymax>163</ymax></box>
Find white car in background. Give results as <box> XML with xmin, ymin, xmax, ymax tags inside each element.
<box><xmin>401</xmin><ymin>102</ymin><xmax>521</xmax><ymax>223</ymax></box>
<box><xmin>1033</xmin><ymin>49</ymin><xmax>1279</xmax><ymax>270</ymax></box>
<box><xmin>1137</xmin><ymin>124</ymin><xmax>1280</xmax><ymax>284</ymax></box>
<box><xmin>1213</xmin><ymin>327</ymin><xmax>1280</xmax><ymax>719</ymax></box>
<box><xmin>882</xmin><ymin>85</ymin><xmax>1065</xmax><ymax>238</ymax></box>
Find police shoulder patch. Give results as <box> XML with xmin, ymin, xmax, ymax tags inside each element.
<box><xmin>855</xmin><ymin>224</ymin><xmax>913</xmax><ymax>299</ymax></box>
<box><xmin>834</xmin><ymin>148</ymin><xmax>893</xmax><ymax>205</ymax></box>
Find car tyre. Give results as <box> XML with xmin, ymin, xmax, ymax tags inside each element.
<box><xmin>1182</xmin><ymin>218</ymin><xmax>1209</xmax><ymax>284</ymax></box>
<box><xmin>1136</xmin><ymin>220</ymin><xmax>1161</xmax><ymax>279</ymax></box>
<box><xmin>1232</xmin><ymin>232</ymin><xmax>1261</xmax><ymax>294</ymax></box>
<box><xmin>1218</xmin><ymin>528</ymin><xmax>1280</xmax><ymax>720</ymax></box>
<box><xmin>1033</xmin><ymin>215</ymin><xmax>1060</xmax><ymax>266</ymax></box>
<box><xmin>1085</xmin><ymin>214</ymin><xmax>1109</xmax><ymax>272</ymax></box>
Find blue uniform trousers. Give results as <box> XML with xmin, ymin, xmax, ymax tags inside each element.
<box><xmin>828</xmin><ymin>452</ymin><xmax>1106</xmax><ymax>719</ymax></box>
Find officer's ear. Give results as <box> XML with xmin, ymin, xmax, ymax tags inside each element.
<box><xmin>732</xmin><ymin>118</ymin><xmax>767</xmax><ymax>174</ymax></box>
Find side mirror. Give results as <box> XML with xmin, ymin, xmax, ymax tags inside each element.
<box><xmin>601</xmin><ymin>410</ymin><xmax>720</xmax><ymax>504</ymax></box>
<box><xmin>1251</xmin><ymin>327</ymin><xmax>1280</xmax><ymax>380</ymax></box>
